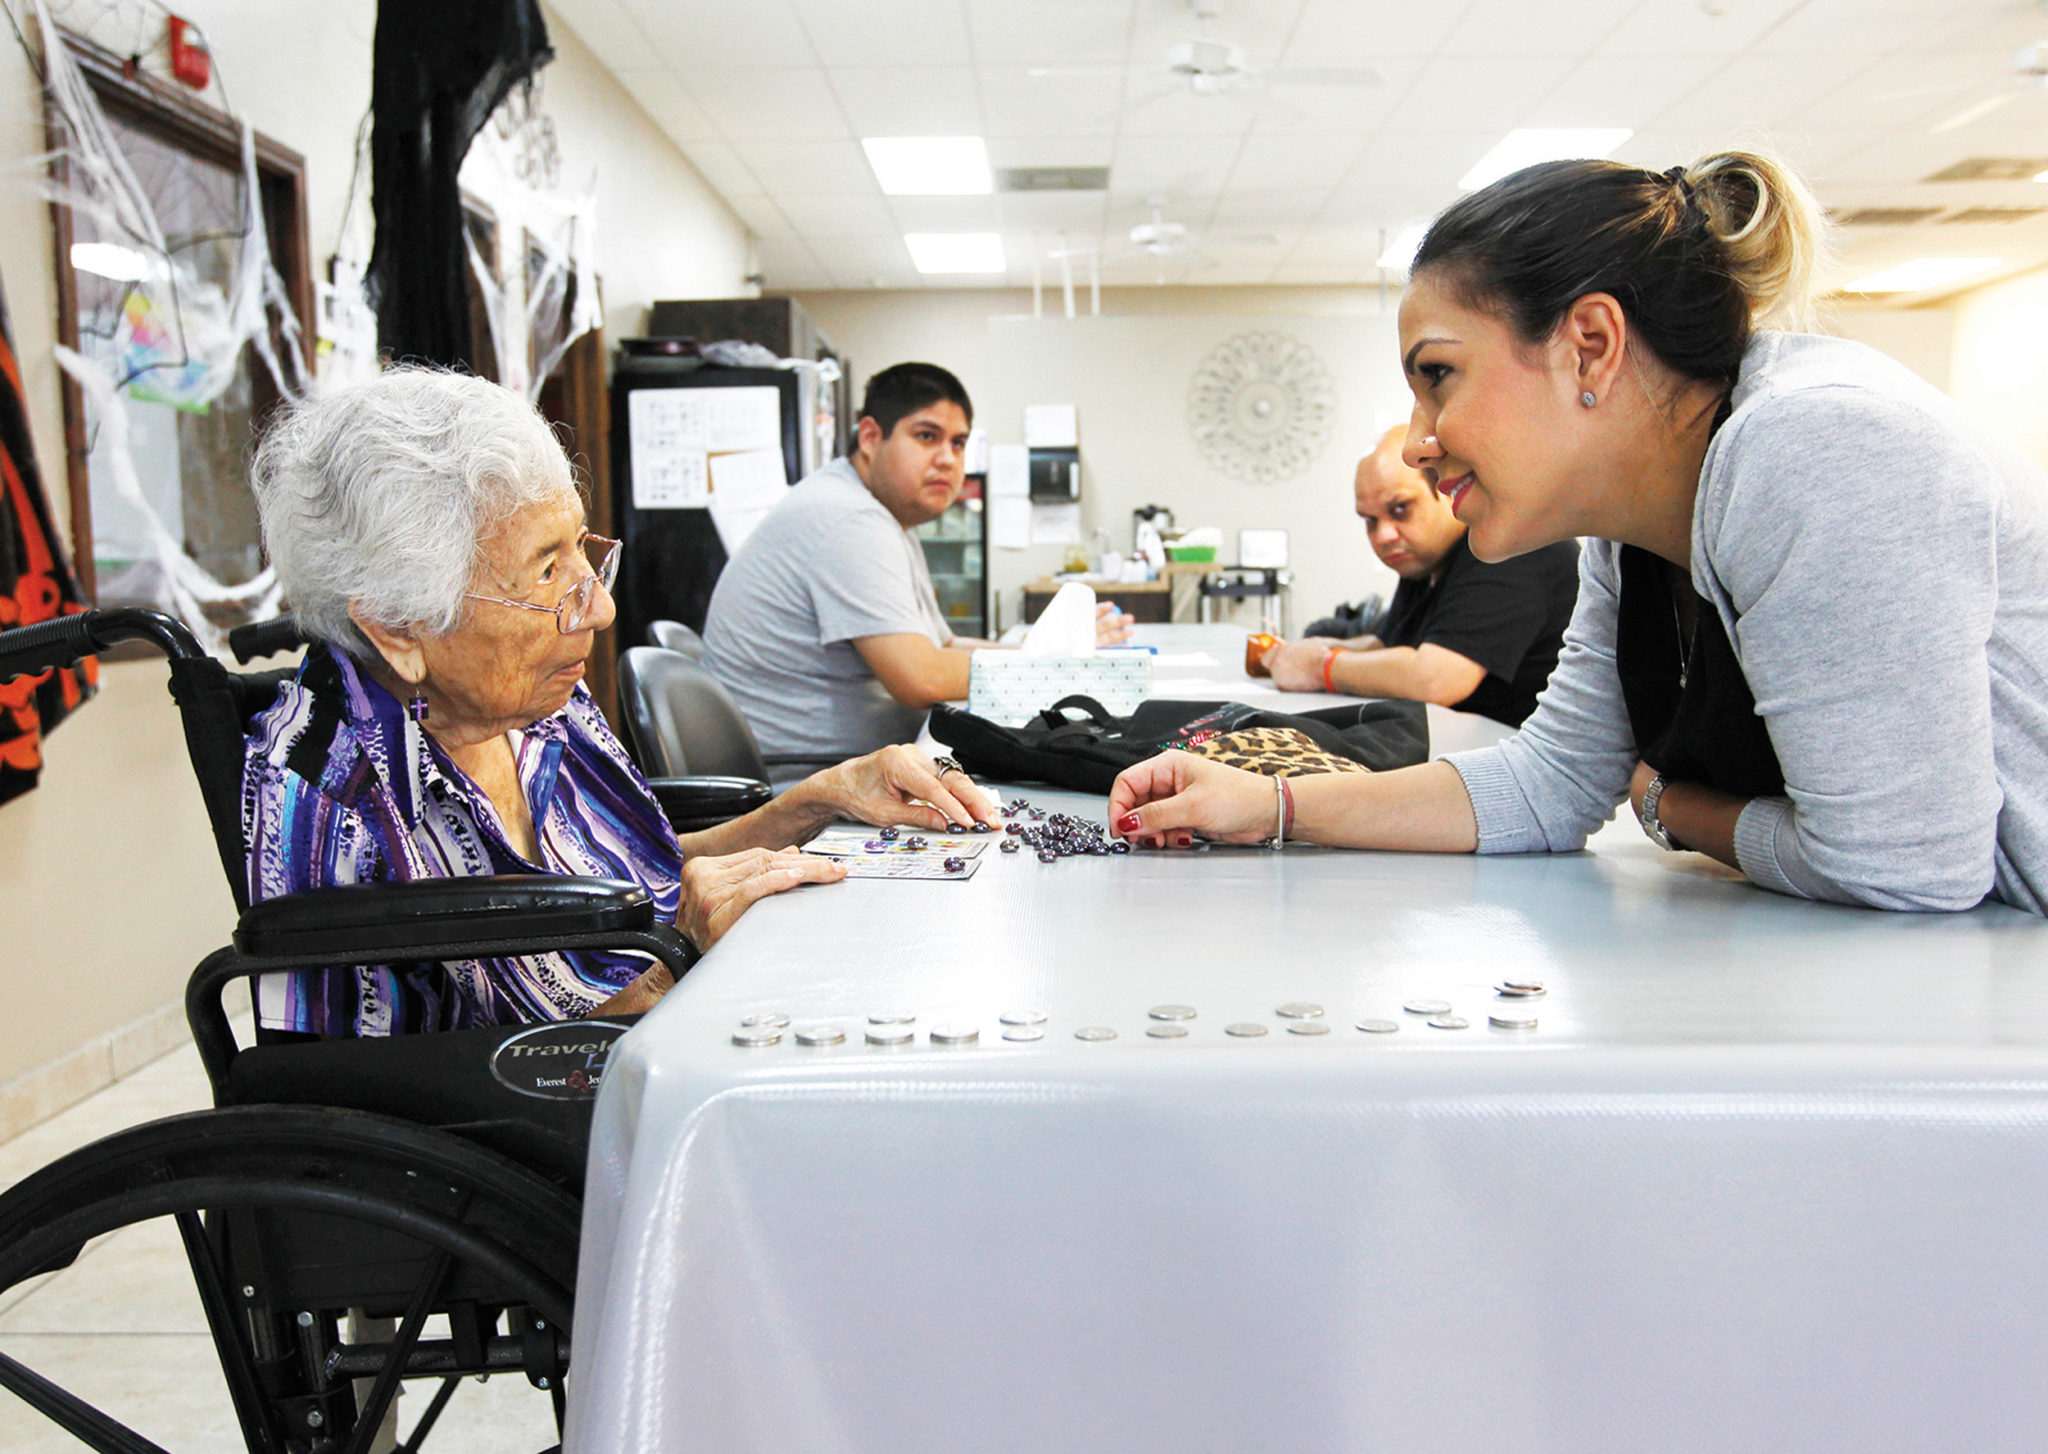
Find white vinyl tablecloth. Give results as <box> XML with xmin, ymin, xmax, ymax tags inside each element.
<box><xmin>566</xmin><ymin>628</ymin><xmax>2048</xmax><ymax>1453</ymax></box>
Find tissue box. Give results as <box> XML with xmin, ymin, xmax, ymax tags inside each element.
<box><xmin>967</xmin><ymin>653</ymin><xmax>1154</xmax><ymax>727</ymax></box>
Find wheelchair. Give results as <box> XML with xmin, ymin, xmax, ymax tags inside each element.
<box><xmin>0</xmin><ymin>607</ymin><xmax>699</xmax><ymax>1453</ymax></box>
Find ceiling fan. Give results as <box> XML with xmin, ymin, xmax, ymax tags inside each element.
<box><xmin>1107</xmin><ymin>200</ymin><xmax>1282</xmax><ymax>281</ymax></box>
<box><xmin>1163</xmin><ymin>0</ymin><xmax>1383</xmax><ymax>97</ymax></box>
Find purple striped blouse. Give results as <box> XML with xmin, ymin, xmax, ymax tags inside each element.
<box><xmin>242</xmin><ymin>645</ymin><xmax>682</xmax><ymax>1036</ymax></box>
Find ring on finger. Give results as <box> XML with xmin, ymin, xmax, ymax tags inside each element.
<box><xmin>930</xmin><ymin>754</ymin><xmax>967</xmax><ymax>777</ymax></box>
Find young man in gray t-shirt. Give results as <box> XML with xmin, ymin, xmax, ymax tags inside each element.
<box><xmin>705</xmin><ymin>364</ymin><xmax>1128</xmax><ymax>774</ymax></box>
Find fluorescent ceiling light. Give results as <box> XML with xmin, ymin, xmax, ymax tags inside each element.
<box><xmin>1377</xmin><ymin>221</ymin><xmax>1431</xmax><ymax>273</ymax></box>
<box><xmin>1458</xmin><ymin>129</ymin><xmax>1633</xmax><ymax>191</ymax></box>
<box><xmin>862</xmin><ymin>137</ymin><xmax>992</xmax><ymax>196</ymax></box>
<box><xmin>905</xmin><ymin>232</ymin><xmax>1006</xmax><ymax>275</ymax></box>
<box><xmin>2035</xmin><ymin>167</ymin><xmax>2048</xmax><ymax>183</ymax></box>
<box><xmin>70</xmin><ymin>241</ymin><xmax>154</xmax><ymax>281</ymax></box>
<box><xmin>1847</xmin><ymin>257</ymin><xmax>2001</xmax><ymax>293</ymax></box>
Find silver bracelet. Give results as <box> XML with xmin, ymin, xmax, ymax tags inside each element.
<box><xmin>1270</xmin><ymin>773</ymin><xmax>1285</xmax><ymax>851</ymax></box>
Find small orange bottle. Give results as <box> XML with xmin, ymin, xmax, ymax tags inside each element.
<box><xmin>1245</xmin><ymin>632</ymin><xmax>1280</xmax><ymax>678</ymax></box>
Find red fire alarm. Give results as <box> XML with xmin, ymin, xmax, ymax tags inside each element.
<box><xmin>167</xmin><ymin>16</ymin><xmax>210</xmax><ymax>90</ymax></box>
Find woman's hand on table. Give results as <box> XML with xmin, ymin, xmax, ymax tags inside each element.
<box><xmin>1262</xmin><ymin>639</ymin><xmax>1339</xmax><ymax>692</ymax></box>
<box><xmin>1094</xmin><ymin>601</ymin><xmax>1136</xmax><ymax>647</ymax></box>
<box><xmin>812</xmin><ymin>743</ymin><xmax>1002</xmax><ymax>830</ymax></box>
<box><xmin>1109</xmin><ymin>750</ymin><xmax>1274</xmax><ymax>848</ymax></box>
<box><xmin>678</xmin><ymin>847</ymin><xmax>847</xmax><ymax>950</ymax></box>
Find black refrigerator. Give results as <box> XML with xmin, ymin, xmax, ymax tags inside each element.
<box><xmin>609</xmin><ymin>342</ymin><xmax>826</xmax><ymax>641</ymax></box>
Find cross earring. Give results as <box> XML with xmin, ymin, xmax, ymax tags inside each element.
<box><xmin>406</xmin><ymin>688</ymin><xmax>430</xmax><ymax>723</ymax></box>
<box><xmin>1581</xmin><ymin>391</ymin><xmax>1597</xmax><ymax>408</ymax></box>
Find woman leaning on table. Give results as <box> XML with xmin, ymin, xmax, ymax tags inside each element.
<box><xmin>1111</xmin><ymin>149</ymin><xmax>2048</xmax><ymax>914</ymax></box>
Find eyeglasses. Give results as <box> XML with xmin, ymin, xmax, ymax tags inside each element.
<box><xmin>465</xmin><ymin>532</ymin><xmax>620</xmax><ymax>634</ymax></box>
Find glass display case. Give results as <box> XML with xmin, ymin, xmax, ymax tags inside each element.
<box><xmin>914</xmin><ymin>478</ymin><xmax>986</xmax><ymax>640</ymax></box>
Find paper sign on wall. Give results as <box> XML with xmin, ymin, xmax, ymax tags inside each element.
<box><xmin>990</xmin><ymin>495</ymin><xmax>1031</xmax><ymax>550</ymax></box>
<box><xmin>707</xmin><ymin>447</ymin><xmax>791</xmax><ymax>554</ymax></box>
<box><xmin>987</xmin><ymin>444</ymin><xmax>1029</xmax><ymax>498</ymax></box>
<box><xmin>1030</xmin><ymin>502</ymin><xmax>1082</xmax><ymax>545</ymax></box>
<box><xmin>629</xmin><ymin>385</ymin><xmax>786</xmax><ymax>509</ymax></box>
<box><xmin>1024</xmin><ymin>404</ymin><xmax>1078</xmax><ymax>448</ymax></box>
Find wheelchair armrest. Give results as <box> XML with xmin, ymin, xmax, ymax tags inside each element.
<box><xmin>646</xmin><ymin>774</ymin><xmax>772</xmax><ymax>833</ymax></box>
<box><xmin>232</xmin><ymin>875</ymin><xmax>655</xmax><ymax>958</ymax></box>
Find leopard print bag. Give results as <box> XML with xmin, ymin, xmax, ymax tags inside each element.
<box><xmin>1178</xmin><ymin>725</ymin><xmax>1373</xmax><ymax>777</ymax></box>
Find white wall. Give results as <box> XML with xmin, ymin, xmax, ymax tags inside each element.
<box><xmin>0</xmin><ymin>4</ymin><xmax>750</xmax><ymax>1093</ymax></box>
<box><xmin>795</xmin><ymin>286</ymin><xmax>1411</xmax><ymax>633</ymax></box>
<box><xmin>1948</xmin><ymin>266</ymin><xmax>2048</xmax><ymax>469</ymax></box>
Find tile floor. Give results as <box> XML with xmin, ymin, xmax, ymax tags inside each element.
<box><xmin>0</xmin><ymin>1042</ymin><xmax>560</xmax><ymax>1452</ymax></box>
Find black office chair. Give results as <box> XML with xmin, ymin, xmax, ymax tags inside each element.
<box><xmin>646</xmin><ymin>617</ymin><xmax>706</xmax><ymax>661</ymax></box>
<box><xmin>0</xmin><ymin>607</ymin><xmax>697</xmax><ymax>1453</ymax></box>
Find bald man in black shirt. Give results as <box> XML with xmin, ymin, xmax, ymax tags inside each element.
<box><xmin>1261</xmin><ymin>426</ymin><xmax>1579</xmax><ymax>727</ymax></box>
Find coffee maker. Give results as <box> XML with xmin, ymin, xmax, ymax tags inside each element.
<box><xmin>1132</xmin><ymin>504</ymin><xmax>1174</xmax><ymax>574</ymax></box>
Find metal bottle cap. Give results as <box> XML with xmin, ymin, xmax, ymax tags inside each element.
<box><xmin>1074</xmin><ymin>1026</ymin><xmax>1118</xmax><ymax>1042</ymax></box>
<box><xmin>1001</xmin><ymin>1024</ymin><xmax>1046</xmax><ymax>1042</ymax></box>
<box><xmin>1403</xmin><ymin>999</ymin><xmax>1451</xmax><ymax>1016</ymax></box>
<box><xmin>1146</xmin><ymin>1023</ymin><xmax>1189</xmax><ymax>1039</ymax></box>
<box><xmin>1426</xmin><ymin>1015</ymin><xmax>1470</xmax><ymax>1030</ymax></box>
<box><xmin>1275</xmin><ymin>1002</ymin><xmax>1324</xmax><ymax>1020</ymax></box>
<box><xmin>793</xmin><ymin>1022</ymin><xmax>846</xmax><ymax>1046</ymax></box>
<box><xmin>868</xmin><ymin>1013</ymin><xmax>916</xmax><ymax>1025</ymax></box>
<box><xmin>1224</xmin><ymin>1022</ymin><xmax>1269</xmax><ymax>1037</ymax></box>
<box><xmin>1489</xmin><ymin>1013</ymin><xmax>1538</xmax><ymax>1029</ymax></box>
<box><xmin>998</xmin><ymin>1009</ymin><xmax>1048</xmax><ymax>1026</ymax></box>
<box><xmin>929</xmin><ymin>1023</ymin><xmax>980</xmax><ymax>1045</ymax></box>
<box><xmin>1148</xmin><ymin>1004</ymin><xmax>1198</xmax><ymax>1021</ymax></box>
<box><xmin>1355</xmin><ymin>1019</ymin><xmax>1401</xmax><ymax>1034</ymax></box>
<box><xmin>1287</xmin><ymin>1020</ymin><xmax>1332</xmax><ymax>1036</ymax></box>
<box><xmin>741</xmin><ymin>1012</ymin><xmax>792</xmax><ymax>1029</ymax></box>
<box><xmin>731</xmin><ymin>1027</ymin><xmax>782</xmax><ymax>1047</ymax></box>
<box><xmin>865</xmin><ymin>1024</ymin><xmax>915</xmax><ymax>1045</ymax></box>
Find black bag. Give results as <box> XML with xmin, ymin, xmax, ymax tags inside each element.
<box><xmin>928</xmin><ymin>695</ymin><xmax>1429</xmax><ymax>795</ymax></box>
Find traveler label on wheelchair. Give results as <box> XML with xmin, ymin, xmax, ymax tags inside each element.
<box><xmin>489</xmin><ymin>1020</ymin><xmax>631</xmax><ymax>1100</ymax></box>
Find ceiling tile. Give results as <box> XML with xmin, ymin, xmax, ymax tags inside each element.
<box><xmin>726</xmin><ymin>194</ymin><xmax>797</xmax><ymax>239</ymax></box>
<box><xmin>550</xmin><ymin>0</ymin><xmax>659</xmax><ymax>73</ymax></box>
<box><xmin>1345</xmin><ymin>130</ymin><xmax>1503</xmax><ymax>191</ymax></box>
<box><xmin>1750</xmin><ymin>0</ymin><xmax>1974</xmax><ymax>55</ymax></box>
<box><xmin>964</xmin><ymin>0</ymin><xmax>1136</xmax><ymax>67</ymax></box>
<box><xmin>792</xmin><ymin>0</ymin><xmax>974</xmax><ymax>66</ymax></box>
<box><xmin>611</xmin><ymin>70</ymin><xmax>721</xmax><ymax>141</ymax></box>
<box><xmin>682</xmin><ymin>141</ymin><xmax>767</xmax><ymax>197</ymax></box>
<box><xmin>1224</xmin><ymin>133</ymin><xmax>1369</xmax><ymax>192</ymax></box>
<box><xmin>1790</xmin><ymin>50</ymin><xmax>2035</xmax><ymax>134</ymax></box>
<box><xmin>985</xmin><ymin>134</ymin><xmax>1117</xmax><ymax>169</ymax></box>
<box><xmin>1243</xmin><ymin>68</ymin><xmax>1416</xmax><ymax>138</ymax></box>
<box><xmin>628</xmin><ymin>0</ymin><xmax>818</xmax><ymax>69</ymax></box>
<box><xmin>1396</xmin><ymin>53</ymin><xmax>1577</xmax><ymax>133</ymax></box>
<box><xmin>995</xmin><ymin>190</ymin><xmax>1111</xmax><ymax>232</ymax></box>
<box><xmin>827</xmin><ymin>67</ymin><xmax>985</xmax><ymax>135</ymax></box>
<box><xmin>979</xmin><ymin>67</ymin><xmax>1129</xmax><ymax>135</ymax></box>
<box><xmin>810</xmin><ymin>235</ymin><xmax>922</xmax><ymax>287</ymax></box>
<box><xmin>1437</xmin><ymin>0</ymin><xmax>1637</xmax><ymax>57</ymax></box>
<box><xmin>733</xmin><ymin>139</ymin><xmax>879</xmax><ymax>194</ymax></box>
<box><xmin>1519</xmin><ymin>50</ymin><xmax>1725</xmax><ymax>132</ymax></box>
<box><xmin>1206</xmin><ymin>189</ymin><xmax>1328</xmax><ymax>230</ymax></box>
<box><xmin>754</xmin><ymin>236</ymin><xmax>835</xmax><ymax>288</ymax></box>
<box><xmin>1647</xmin><ymin>52</ymin><xmax>1882</xmax><ymax>134</ymax></box>
<box><xmin>1268</xmin><ymin>261</ymin><xmax>1379</xmax><ymax>284</ymax></box>
<box><xmin>1281</xmin><ymin>0</ymin><xmax>1474</xmax><ymax>66</ymax></box>
<box><xmin>1283</xmin><ymin>226</ymin><xmax>1387</xmax><ymax>264</ymax></box>
<box><xmin>1109</xmin><ymin>133</ymin><xmax>1246</xmax><ymax>198</ymax></box>
<box><xmin>779</xmin><ymin>193</ymin><xmax>902</xmax><ymax>235</ymax></box>
<box><xmin>680</xmin><ymin>67</ymin><xmax>849</xmax><ymax>140</ymax></box>
<box><xmin>1598</xmin><ymin>0</ymin><xmax>1813</xmax><ymax>56</ymax></box>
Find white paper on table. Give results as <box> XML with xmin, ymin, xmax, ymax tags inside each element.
<box><xmin>1024</xmin><ymin>404</ymin><xmax>1078</xmax><ymax>448</ymax></box>
<box><xmin>702</xmin><ymin>386</ymin><xmax>786</xmax><ymax>453</ymax></box>
<box><xmin>628</xmin><ymin>390</ymin><xmax>711</xmax><ymax>508</ymax></box>
<box><xmin>1030</xmin><ymin>502</ymin><xmax>1082</xmax><ymax>545</ymax></box>
<box><xmin>1020</xmin><ymin>580</ymin><xmax>1096</xmax><ymax>656</ymax></box>
<box><xmin>990</xmin><ymin>495</ymin><xmax>1031</xmax><ymax>549</ymax></box>
<box><xmin>987</xmin><ymin>444</ymin><xmax>1029</xmax><ymax>497</ymax></box>
<box><xmin>706</xmin><ymin>447</ymin><xmax>791</xmax><ymax>554</ymax></box>
<box><xmin>1150</xmin><ymin>651</ymin><xmax>1219</xmax><ymax>668</ymax></box>
<box><xmin>1160</xmin><ymin>676</ymin><xmax>1255</xmax><ymax>695</ymax></box>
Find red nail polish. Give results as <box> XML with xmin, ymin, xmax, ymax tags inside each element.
<box><xmin>1117</xmin><ymin>812</ymin><xmax>1142</xmax><ymax>833</ymax></box>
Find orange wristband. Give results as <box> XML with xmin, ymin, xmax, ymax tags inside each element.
<box><xmin>1322</xmin><ymin>648</ymin><xmax>1341</xmax><ymax>693</ymax></box>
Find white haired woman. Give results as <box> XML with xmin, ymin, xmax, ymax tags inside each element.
<box><xmin>245</xmin><ymin>366</ymin><xmax>995</xmax><ymax>1036</ymax></box>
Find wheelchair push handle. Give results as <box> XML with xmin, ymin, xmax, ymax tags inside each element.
<box><xmin>0</xmin><ymin>607</ymin><xmax>202</xmax><ymax>682</ymax></box>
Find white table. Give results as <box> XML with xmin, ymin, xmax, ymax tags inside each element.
<box><xmin>566</xmin><ymin>630</ymin><xmax>2048</xmax><ymax>1454</ymax></box>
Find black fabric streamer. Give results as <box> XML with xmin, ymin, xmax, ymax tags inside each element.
<box><xmin>365</xmin><ymin>0</ymin><xmax>553</xmax><ymax>368</ymax></box>
<box><xmin>0</xmin><ymin>270</ymin><xmax>97</xmax><ymax>808</ymax></box>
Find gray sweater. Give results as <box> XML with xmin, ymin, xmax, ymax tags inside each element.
<box><xmin>1448</xmin><ymin>331</ymin><xmax>2048</xmax><ymax>914</ymax></box>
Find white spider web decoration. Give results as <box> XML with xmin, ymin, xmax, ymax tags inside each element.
<box><xmin>1186</xmin><ymin>330</ymin><xmax>1334</xmax><ymax>484</ymax></box>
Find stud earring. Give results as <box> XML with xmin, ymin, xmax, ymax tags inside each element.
<box><xmin>1581</xmin><ymin>391</ymin><xmax>1597</xmax><ymax>408</ymax></box>
<box><xmin>406</xmin><ymin>688</ymin><xmax>430</xmax><ymax>723</ymax></box>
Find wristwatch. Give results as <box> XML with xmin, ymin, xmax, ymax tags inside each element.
<box><xmin>1637</xmin><ymin>773</ymin><xmax>1680</xmax><ymax>851</ymax></box>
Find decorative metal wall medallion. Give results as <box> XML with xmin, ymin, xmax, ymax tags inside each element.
<box><xmin>1187</xmin><ymin>331</ymin><xmax>1335</xmax><ymax>483</ymax></box>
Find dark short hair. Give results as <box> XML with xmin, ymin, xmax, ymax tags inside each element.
<box><xmin>859</xmin><ymin>362</ymin><xmax>973</xmax><ymax>439</ymax></box>
<box><xmin>1414</xmin><ymin>151</ymin><xmax>1823</xmax><ymax>392</ymax></box>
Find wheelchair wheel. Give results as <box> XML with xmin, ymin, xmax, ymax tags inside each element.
<box><xmin>0</xmin><ymin>1105</ymin><xmax>581</xmax><ymax>1453</ymax></box>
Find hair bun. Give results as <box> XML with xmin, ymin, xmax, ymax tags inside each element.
<box><xmin>1681</xmin><ymin>151</ymin><xmax>1829</xmax><ymax>332</ymax></box>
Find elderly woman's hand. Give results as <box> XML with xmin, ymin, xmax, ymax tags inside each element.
<box><xmin>811</xmin><ymin>744</ymin><xmax>1001</xmax><ymax>830</ymax></box>
<box><xmin>678</xmin><ymin>847</ymin><xmax>847</xmax><ymax>950</ymax></box>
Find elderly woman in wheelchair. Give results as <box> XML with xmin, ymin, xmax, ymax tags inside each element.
<box><xmin>245</xmin><ymin>365</ymin><xmax>993</xmax><ymax>1036</ymax></box>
